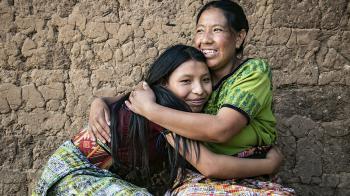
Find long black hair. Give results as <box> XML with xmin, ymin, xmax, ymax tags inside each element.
<box><xmin>109</xmin><ymin>44</ymin><xmax>207</xmax><ymax>191</ymax></box>
<box><xmin>196</xmin><ymin>0</ymin><xmax>249</xmax><ymax>57</ymax></box>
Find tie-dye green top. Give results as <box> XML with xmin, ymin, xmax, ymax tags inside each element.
<box><xmin>204</xmin><ymin>59</ymin><xmax>277</xmax><ymax>155</ymax></box>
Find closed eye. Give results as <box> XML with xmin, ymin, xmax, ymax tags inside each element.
<box><xmin>213</xmin><ymin>28</ymin><xmax>223</xmax><ymax>32</ymax></box>
<box><xmin>202</xmin><ymin>77</ymin><xmax>211</xmax><ymax>83</ymax></box>
<box><xmin>196</xmin><ymin>28</ymin><xmax>204</xmax><ymax>34</ymax></box>
<box><xmin>180</xmin><ymin>80</ymin><xmax>191</xmax><ymax>84</ymax></box>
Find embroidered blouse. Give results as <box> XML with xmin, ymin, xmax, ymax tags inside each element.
<box><xmin>204</xmin><ymin>59</ymin><xmax>277</xmax><ymax>155</ymax></box>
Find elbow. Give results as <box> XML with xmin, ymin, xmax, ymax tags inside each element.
<box><xmin>197</xmin><ymin>158</ymin><xmax>222</xmax><ymax>178</ymax></box>
<box><xmin>199</xmin><ymin>165</ymin><xmax>218</xmax><ymax>178</ymax></box>
<box><xmin>207</xmin><ymin>130</ymin><xmax>232</xmax><ymax>143</ymax></box>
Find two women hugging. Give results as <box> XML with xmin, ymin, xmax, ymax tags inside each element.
<box><xmin>34</xmin><ymin>1</ymin><xmax>295</xmax><ymax>195</ymax></box>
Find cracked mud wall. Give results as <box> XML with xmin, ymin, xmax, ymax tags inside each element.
<box><xmin>0</xmin><ymin>0</ymin><xmax>349</xmax><ymax>195</ymax></box>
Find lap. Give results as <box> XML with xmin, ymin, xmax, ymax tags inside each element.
<box><xmin>170</xmin><ymin>146</ymin><xmax>295</xmax><ymax>196</ymax></box>
<box><xmin>34</xmin><ymin>141</ymin><xmax>151</xmax><ymax>196</ymax></box>
<box><xmin>49</xmin><ymin>172</ymin><xmax>151</xmax><ymax>196</ymax></box>
<box><xmin>170</xmin><ymin>169</ymin><xmax>295</xmax><ymax>196</ymax></box>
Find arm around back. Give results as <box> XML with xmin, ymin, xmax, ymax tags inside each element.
<box><xmin>89</xmin><ymin>95</ymin><xmax>124</xmax><ymax>143</ymax></box>
<box><xmin>165</xmin><ymin>133</ymin><xmax>282</xmax><ymax>179</ymax></box>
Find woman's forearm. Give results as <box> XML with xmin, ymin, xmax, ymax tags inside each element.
<box><xmin>126</xmin><ymin>83</ymin><xmax>246</xmax><ymax>142</ymax></box>
<box><xmin>205</xmin><ymin>153</ymin><xmax>274</xmax><ymax>179</ymax></box>
<box><xmin>165</xmin><ymin>134</ymin><xmax>276</xmax><ymax>179</ymax></box>
<box><xmin>192</xmin><ymin>145</ymin><xmax>274</xmax><ymax>179</ymax></box>
<box><xmin>148</xmin><ymin>104</ymin><xmax>246</xmax><ymax>142</ymax></box>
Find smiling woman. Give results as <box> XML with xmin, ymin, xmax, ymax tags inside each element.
<box><xmin>34</xmin><ymin>45</ymin><xmax>210</xmax><ymax>195</ymax></box>
<box><xmin>165</xmin><ymin>59</ymin><xmax>212</xmax><ymax>112</ymax></box>
<box><xmin>194</xmin><ymin>4</ymin><xmax>248</xmax><ymax>84</ymax></box>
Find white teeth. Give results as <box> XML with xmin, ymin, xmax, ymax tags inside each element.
<box><xmin>202</xmin><ymin>49</ymin><xmax>216</xmax><ymax>54</ymax></box>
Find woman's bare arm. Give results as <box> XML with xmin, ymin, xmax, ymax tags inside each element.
<box><xmin>126</xmin><ymin>83</ymin><xmax>246</xmax><ymax>143</ymax></box>
<box><xmin>165</xmin><ymin>134</ymin><xmax>282</xmax><ymax>179</ymax></box>
<box><xmin>89</xmin><ymin>95</ymin><xmax>124</xmax><ymax>143</ymax></box>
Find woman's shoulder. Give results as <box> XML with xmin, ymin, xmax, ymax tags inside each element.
<box><xmin>243</xmin><ymin>58</ymin><xmax>271</xmax><ymax>74</ymax></box>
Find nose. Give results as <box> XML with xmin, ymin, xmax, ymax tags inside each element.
<box><xmin>192</xmin><ymin>81</ymin><xmax>204</xmax><ymax>95</ymax></box>
<box><xmin>201</xmin><ymin>30</ymin><xmax>213</xmax><ymax>44</ymax></box>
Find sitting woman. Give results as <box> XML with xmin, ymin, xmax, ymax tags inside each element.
<box><xmin>33</xmin><ymin>44</ymin><xmax>282</xmax><ymax>196</ymax></box>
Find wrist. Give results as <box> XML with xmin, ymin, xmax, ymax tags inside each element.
<box><xmin>91</xmin><ymin>98</ymin><xmax>102</xmax><ymax>108</ymax></box>
<box><xmin>143</xmin><ymin>102</ymin><xmax>159</xmax><ymax>120</ymax></box>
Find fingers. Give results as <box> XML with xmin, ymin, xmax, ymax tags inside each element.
<box><xmin>104</xmin><ymin>110</ymin><xmax>111</xmax><ymax>137</ymax></box>
<box><xmin>134</xmin><ymin>81</ymin><xmax>144</xmax><ymax>90</ymax></box>
<box><xmin>142</xmin><ymin>81</ymin><xmax>149</xmax><ymax>90</ymax></box>
<box><xmin>131</xmin><ymin>81</ymin><xmax>149</xmax><ymax>92</ymax></box>
<box><xmin>125</xmin><ymin>100</ymin><xmax>134</xmax><ymax>112</ymax></box>
<box><xmin>89</xmin><ymin>118</ymin><xmax>111</xmax><ymax>143</ymax></box>
<box><xmin>129</xmin><ymin>91</ymin><xmax>135</xmax><ymax>103</ymax></box>
<box><xmin>88</xmin><ymin>97</ymin><xmax>112</xmax><ymax>143</ymax></box>
<box><xmin>97</xmin><ymin>121</ymin><xmax>111</xmax><ymax>143</ymax></box>
<box><xmin>89</xmin><ymin>124</ymin><xmax>103</xmax><ymax>143</ymax></box>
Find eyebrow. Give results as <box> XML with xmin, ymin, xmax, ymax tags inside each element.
<box><xmin>196</xmin><ymin>24</ymin><xmax>227</xmax><ymax>29</ymax></box>
<box><xmin>179</xmin><ymin>73</ymin><xmax>210</xmax><ymax>77</ymax></box>
<box><xmin>179</xmin><ymin>74</ymin><xmax>193</xmax><ymax>77</ymax></box>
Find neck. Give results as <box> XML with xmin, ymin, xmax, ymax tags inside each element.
<box><xmin>212</xmin><ymin>58</ymin><xmax>242</xmax><ymax>85</ymax></box>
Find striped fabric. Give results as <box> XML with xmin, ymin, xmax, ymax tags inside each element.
<box><xmin>72</xmin><ymin>127</ymin><xmax>113</xmax><ymax>169</ymax></box>
<box><xmin>33</xmin><ymin>141</ymin><xmax>151</xmax><ymax>196</ymax></box>
<box><xmin>170</xmin><ymin>170</ymin><xmax>295</xmax><ymax>195</ymax></box>
<box><xmin>169</xmin><ymin>146</ymin><xmax>295</xmax><ymax>196</ymax></box>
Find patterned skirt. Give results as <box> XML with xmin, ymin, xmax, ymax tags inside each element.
<box><xmin>169</xmin><ymin>146</ymin><xmax>296</xmax><ymax>196</ymax></box>
<box><xmin>33</xmin><ymin>141</ymin><xmax>151</xmax><ymax>196</ymax></box>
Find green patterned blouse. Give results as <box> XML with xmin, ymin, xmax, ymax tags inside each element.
<box><xmin>204</xmin><ymin>58</ymin><xmax>277</xmax><ymax>155</ymax></box>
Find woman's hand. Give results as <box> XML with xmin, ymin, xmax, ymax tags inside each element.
<box><xmin>266</xmin><ymin>146</ymin><xmax>284</xmax><ymax>175</ymax></box>
<box><xmin>125</xmin><ymin>82</ymin><xmax>156</xmax><ymax>117</ymax></box>
<box><xmin>88</xmin><ymin>98</ymin><xmax>111</xmax><ymax>143</ymax></box>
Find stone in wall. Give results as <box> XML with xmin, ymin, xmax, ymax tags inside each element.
<box><xmin>31</xmin><ymin>69</ymin><xmax>67</xmax><ymax>86</ymax></box>
<box><xmin>68</xmin><ymin>7</ymin><xmax>87</xmax><ymax>31</ymax></box>
<box><xmin>17</xmin><ymin>108</ymin><xmax>48</xmax><ymax>135</ymax></box>
<box><xmin>97</xmin><ymin>43</ymin><xmax>114</xmax><ymax>62</ymax></box>
<box><xmin>5</xmin><ymin>84</ymin><xmax>22</xmax><ymax>110</ymax></box>
<box><xmin>0</xmin><ymin>136</ymin><xmax>17</xmax><ymax>169</ymax></box>
<box><xmin>58</xmin><ymin>24</ymin><xmax>82</xmax><ymax>44</ymax></box>
<box><xmin>117</xmin><ymin>23</ymin><xmax>133</xmax><ymax>43</ymax></box>
<box><xmin>84</xmin><ymin>22</ymin><xmax>108</xmax><ymax>43</ymax></box>
<box><xmin>22</xmin><ymin>84</ymin><xmax>45</xmax><ymax>110</ymax></box>
<box><xmin>0</xmin><ymin>169</ymin><xmax>27</xmax><ymax>195</ymax></box>
<box><xmin>21</xmin><ymin>38</ymin><xmax>37</xmax><ymax>57</ymax></box>
<box><xmin>38</xmin><ymin>83</ymin><xmax>65</xmax><ymax>101</ymax></box>
<box><xmin>274</xmin><ymin>86</ymin><xmax>350</xmax><ymax>121</ymax></box>
<box><xmin>93</xmin><ymin>86</ymin><xmax>117</xmax><ymax>97</ymax></box>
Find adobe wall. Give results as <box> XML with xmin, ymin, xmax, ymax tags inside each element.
<box><xmin>0</xmin><ymin>0</ymin><xmax>349</xmax><ymax>195</ymax></box>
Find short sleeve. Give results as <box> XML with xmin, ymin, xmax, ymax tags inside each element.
<box><xmin>221</xmin><ymin>60</ymin><xmax>272</xmax><ymax>122</ymax></box>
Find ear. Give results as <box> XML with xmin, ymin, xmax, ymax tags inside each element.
<box><xmin>235</xmin><ymin>29</ymin><xmax>247</xmax><ymax>49</ymax></box>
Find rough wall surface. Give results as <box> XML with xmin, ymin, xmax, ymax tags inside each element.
<box><xmin>0</xmin><ymin>0</ymin><xmax>349</xmax><ymax>195</ymax></box>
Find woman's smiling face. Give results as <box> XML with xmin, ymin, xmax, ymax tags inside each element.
<box><xmin>194</xmin><ymin>8</ymin><xmax>238</xmax><ymax>73</ymax></box>
<box><xmin>165</xmin><ymin>59</ymin><xmax>212</xmax><ymax>112</ymax></box>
